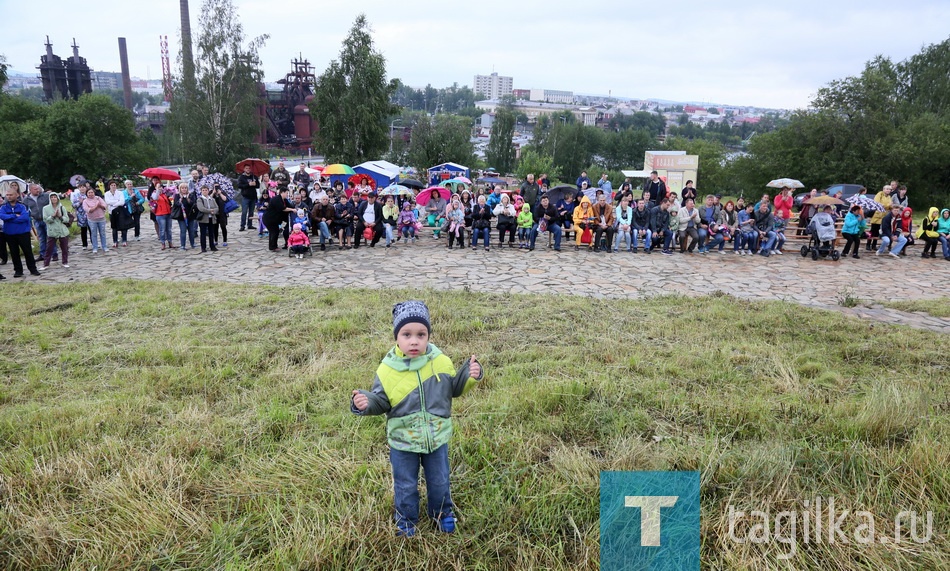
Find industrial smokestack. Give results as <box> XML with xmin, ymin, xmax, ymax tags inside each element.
<box><xmin>180</xmin><ymin>0</ymin><xmax>195</xmax><ymax>86</ymax></box>
<box><xmin>118</xmin><ymin>38</ymin><xmax>133</xmax><ymax>110</ymax></box>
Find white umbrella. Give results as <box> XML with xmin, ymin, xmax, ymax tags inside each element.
<box><xmin>289</xmin><ymin>165</ymin><xmax>319</xmax><ymax>176</ymax></box>
<box><xmin>766</xmin><ymin>178</ymin><xmax>804</xmax><ymax>189</ymax></box>
<box><xmin>0</xmin><ymin>174</ymin><xmax>29</xmax><ymax>195</ymax></box>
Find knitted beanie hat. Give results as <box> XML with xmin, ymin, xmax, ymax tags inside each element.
<box><xmin>393</xmin><ymin>300</ymin><xmax>431</xmax><ymax>339</ymax></box>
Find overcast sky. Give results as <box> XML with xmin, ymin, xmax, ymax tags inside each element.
<box><xmin>3</xmin><ymin>0</ymin><xmax>949</xmax><ymax>109</ymax></box>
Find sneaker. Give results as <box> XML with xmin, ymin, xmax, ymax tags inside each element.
<box><xmin>875</xmin><ymin>250</ymin><xmax>881</xmax><ymax>256</ymax></box>
<box><xmin>662</xmin><ymin>249</ymin><xmax>672</xmax><ymax>256</ymax></box>
<box><xmin>320</xmin><ymin>244</ymin><xmax>326</xmax><ymax>251</ymax></box>
<box><xmin>719</xmin><ymin>250</ymin><xmax>727</xmax><ymax>255</ymax></box>
<box><xmin>91</xmin><ymin>249</ymin><xmax>99</xmax><ymax>254</ymax></box>
<box><xmin>396</xmin><ymin>521</ymin><xmax>416</xmax><ymax>538</ymax></box>
<box><xmin>436</xmin><ymin>515</ymin><xmax>456</xmax><ymax>534</ymax></box>
<box><xmin>38</xmin><ymin>265</ymin><xmax>47</xmax><ymax>271</ymax></box>
<box><xmin>774</xmin><ymin>249</ymin><xmax>783</xmax><ymax>255</ymax></box>
<box><xmin>62</xmin><ymin>264</ymin><xmax>69</xmax><ymax>268</ymax></box>
<box><xmin>222</xmin><ymin>242</ymin><xmax>228</xmax><ymax>247</ymax></box>
<box><xmin>889</xmin><ymin>251</ymin><xmax>900</xmax><ymax>258</ymax></box>
<box><xmin>239</xmin><ymin>227</ymin><xmax>246</xmax><ymax>232</ymax></box>
<box><xmin>81</xmin><ymin>246</ymin><xmax>87</xmax><ymax>250</ymax></box>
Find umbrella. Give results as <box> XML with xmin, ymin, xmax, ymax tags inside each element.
<box><xmin>846</xmin><ymin>194</ymin><xmax>884</xmax><ymax>212</ymax></box>
<box><xmin>0</xmin><ymin>174</ymin><xmax>28</xmax><ymax>195</ymax></box>
<box><xmin>416</xmin><ymin>186</ymin><xmax>450</xmax><ymax>206</ymax></box>
<box><xmin>236</xmin><ymin>158</ymin><xmax>270</xmax><ymax>177</ymax></box>
<box><xmin>69</xmin><ymin>174</ymin><xmax>87</xmax><ymax>187</ymax></box>
<box><xmin>199</xmin><ymin>172</ymin><xmax>235</xmax><ymax>198</ymax></box>
<box><xmin>348</xmin><ymin>173</ymin><xmax>377</xmax><ymax>190</ymax></box>
<box><xmin>140</xmin><ymin>167</ymin><xmax>181</xmax><ymax>181</ymax></box>
<box><xmin>804</xmin><ymin>195</ymin><xmax>846</xmax><ymax>206</ymax></box>
<box><xmin>289</xmin><ymin>165</ymin><xmax>320</xmax><ymax>176</ymax></box>
<box><xmin>323</xmin><ymin>163</ymin><xmax>356</xmax><ymax>175</ymax></box>
<box><xmin>446</xmin><ymin>176</ymin><xmax>471</xmax><ymax>185</ymax></box>
<box><xmin>399</xmin><ymin>178</ymin><xmax>425</xmax><ymax>190</ymax></box>
<box><xmin>766</xmin><ymin>178</ymin><xmax>805</xmax><ymax>189</ymax></box>
<box><xmin>379</xmin><ymin>184</ymin><xmax>413</xmax><ymax>197</ymax></box>
<box><xmin>546</xmin><ymin>184</ymin><xmax>577</xmax><ymax>205</ymax></box>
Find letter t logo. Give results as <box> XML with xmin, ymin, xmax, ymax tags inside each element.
<box><xmin>625</xmin><ymin>496</ymin><xmax>679</xmax><ymax>546</ymax></box>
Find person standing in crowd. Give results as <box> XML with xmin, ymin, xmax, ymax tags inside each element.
<box><xmin>293</xmin><ymin>164</ymin><xmax>311</xmax><ymax>192</ymax></box>
<box><xmin>71</xmin><ymin>183</ymin><xmax>89</xmax><ymax>250</ymax></box>
<box><xmin>153</xmin><ymin>184</ymin><xmax>173</xmax><ymax>250</ymax></box>
<box><xmin>264</xmin><ymin>187</ymin><xmax>293</xmax><ymax>252</ymax></box>
<box><xmin>773</xmin><ymin>187</ymin><xmax>794</xmax><ymax>221</ymax></box>
<box><xmin>841</xmin><ymin>205</ymin><xmax>866</xmax><ymax>260</ymax></box>
<box><xmin>867</xmin><ymin>184</ymin><xmax>892</xmax><ymax>251</ymax></box>
<box><xmin>0</xmin><ymin>183</ymin><xmax>40</xmax><ymax>277</ymax></box>
<box><xmin>271</xmin><ymin>161</ymin><xmax>291</xmax><ymax>190</ymax></box>
<box><xmin>104</xmin><ymin>181</ymin><xmax>129</xmax><ymax>248</ymax></box>
<box><xmin>212</xmin><ymin>185</ymin><xmax>229</xmax><ymax>247</ymax></box>
<box><xmin>520</xmin><ymin>174</ymin><xmax>539</xmax><ymax>207</ymax></box>
<box><xmin>681</xmin><ymin>180</ymin><xmax>697</xmax><ymax>205</ymax></box>
<box><xmin>196</xmin><ymin>185</ymin><xmax>219</xmax><ymax>253</ymax></box>
<box><xmin>24</xmin><ymin>183</ymin><xmax>57</xmax><ymax>261</ymax></box>
<box><xmin>643</xmin><ymin>171</ymin><xmax>667</xmax><ymax>203</ymax></box>
<box><xmin>142</xmin><ymin>178</ymin><xmax>161</xmax><ymax>241</ymax></box>
<box><xmin>187</xmin><ymin>169</ymin><xmax>202</xmax><ymax>196</ymax></box>
<box><xmin>576</xmin><ymin>170</ymin><xmax>592</xmax><ymax>191</ymax></box>
<box><xmin>40</xmin><ymin>192</ymin><xmax>70</xmax><ymax>270</ymax></box>
<box><xmin>597</xmin><ymin>173</ymin><xmax>613</xmax><ymax>201</ymax></box>
<box><xmin>82</xmin><ymin>187</ymin><xmax>109</xmax><ymax>254</ymax></box>
<box><xmin>237</xmin><ymin>163</ymin><xmax>259</xmax><ymax>231</ymax></box>
<box><xmin>171</xmin><ymin>184</ymin><xmax>194</xmax><ymax>250</ymax></box>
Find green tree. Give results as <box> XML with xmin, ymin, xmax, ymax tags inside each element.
<box><xmin>11</xmin><ymin>87</ymin><xmax>46</xmax><ymax>104</ymax></box>
<box><xmin>167</xmin><ymin>0</ymin><xmax>267</xmax><ymax>172</ymax></box>
<box><xmin>515</xmin><ymin>148</ymin><xmax>558</xmax><ymax>181</ymax></box>
<box><xmin>407</xmin><ymin>114</ymin><xmax>475</xmax><ymax>173</ymax></box>
<box><xmin>485</xmin><ymin>106</ymin><xmax>516</xmax><ymax>174</ymax></box>
<box><xmin>600</xmin><ymin>128</ymin><xmax>655</xmax><ymax>171</ymax></box>
<box><xmin>0</xmin><ymin>94</ymin><xmax>155</xmax><ymax>186</ymax></box>
<box><xmin>0</xmin><ymin>54</ymin><xmax>7</xmax><ymax>90</ymax></box>
<box><xmin>312</xmin><ymin>14</ymin><xmax>397</xmax><ymax>164</ymax></box>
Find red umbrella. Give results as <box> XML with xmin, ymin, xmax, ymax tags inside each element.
<box><xmin>416</xmin><ymin>186</ymin><xmax>450</xmax><ymax>206</ymax></box>
<box><xmin>140</xmin><ymin>167</ymin><xmax>181</xmax><ymax>181</ymax></box>
<box><xmin>236</xmin><ymin>158</ymin><xmax>270</xmax><ymax>177</ymax></box>
<box><xmin>348</xmin><ymin>173</ymin><xmax>377</xmax><ymax>190</ymax></box>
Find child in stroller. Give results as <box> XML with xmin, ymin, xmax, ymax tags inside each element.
<box><xmin>293</xmin><ymin>208</ymin><xmax>310</xmax><ymax>235</ymax></box>
<box><xmin>802</xmin><ymin>205</ymin><xmax>840</xmax><ymax>261</ymax></box>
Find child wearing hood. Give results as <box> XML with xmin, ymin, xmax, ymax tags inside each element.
<box><xmin>288</xmin><ymin>223</ymin><xmax>310</xmax><ymax>259</ymax></box>
<box><xmin>446</xmin><ymin>198</ymin><xmax>466</xmax><ymax>249</ymax></box>
<box><xmin>351</xmin><ymin>301</ymin><xmax>483</xmax><ymax>538</ymax></box>
<box><xmin>516</xmin><ymin>203</ymin><xmax>534</xmax><ymax>248</ymax></box>
<box><xmin>293</xmin><ymin>208</ymin><xmax>310</xmax><ymax>235</ymax></box>
<box><xmin>918</xmin><ymin>207</ymin><xmax>940</xmax><ymax>258</ymax></box>
<box><xmin>936</xmin><ymin>208</ymin><xmax>950</xmax><ymax>260</ymax></box>
<box><xmin>398</xmin><ymin>201</ymin><xmax>417</xmax><ymax>243</ymax></box>
<box><xmin>898</xmin><ymin>207</ymin><xmax>914</xmax><ymax>255</ymax></box>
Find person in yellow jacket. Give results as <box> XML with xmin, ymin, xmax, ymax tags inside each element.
<box><xmin>917</xmin><ymin>206</ymin><xmax>940</xmax><ymax>258</ymax></box>
<box><xmin>573</xmin><ymin>195</ymin><xmax>597</xmax><ymax>249</ymax></box>
<box><xmin>867</xmin><ymin>184</ymin><xmax>892</xmax><ymax>251</ymax></box>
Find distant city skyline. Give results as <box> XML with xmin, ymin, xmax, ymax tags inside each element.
<box><xmin>3</xmin><ymin>0</ymin><xmax>950</xmax><ymax>110</ymax></box>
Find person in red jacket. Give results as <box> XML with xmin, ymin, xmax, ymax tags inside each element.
<box><xmin>153</xmin><ymin>186</ymin><xmax>173</xmax><ymax>250</ymax></box>
<box><xmin>288</xmin><ymin>223</ymin><xmax>311</xmax><ymax>259</ymax></box>
<box><xmin>773</xmin><ymin>187</ymin><xmax>794</xmax><ymax>221</ymax></box>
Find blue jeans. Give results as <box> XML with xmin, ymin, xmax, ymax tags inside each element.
<box><xmin>653</xmin><ymin>228</ymin><xmax>672</xmax><ymax>250</ymax></box>
<box><xmin>707</xmin><ymin>232</ymin><xmax>725</xmax><ymax>251</ymax></box>
<box><xmin>759</xmin><ymin>231</ymin><xmax>777</xmax><ymax>253</ymax></box>
<box><xmin>878</xmin><ymin>234</ymin><xmax>907</xmax><ymax>254</ymax></box>
<box><xmin>472</xmin><ymin>227</ymin><xmax>490</xmax><ymax>248</ymax></box>
<box><xmin>773</xmin><ymin>232</ymin><xmax>786</xmax><ymax>251</ymax></box>
<box><xmin>697</xmin><ymin>228</ymin><xmax>709</xmax><ymax>251</ymax></box>
<box><xmin>632</xmin><ymin>229</ymin><xmax>652</xmax><ymax>250</ymax></box>
<box><xmin>88</xmin><ymin>219</ymin><xmax>108</xmax><ymax>251</ymax></box>
<box><xmin>529</xmin><ymin>222</ymin><xmax>561</xmax><ymax>249</ymax></box>
<box><xmin>390</xmin><ymin>444</ymin><xmax>454</xmax><ymax>527</ymax></box>
<box><xmin>940</xmin><ymin>236</ymin><xmax>950</xmax><ymax>258</ymax></box>
<box><xmin>34</xmin><ymin>220</ymin><xmax>57</xmax><ymax>259</ymax></box>
<box><xmin>156</xmin><ymin>214</ymin><xmax>172</xmax><ymax>243</ymax></box>
<box><xmin>401</xmin><ymin>226</ymin><xmax>415</xmax><ymax>238</ymax></box>
<box><xmin>177</xmin><ymin>218</ymin><xmax>196</xmax><ymax>248</ymax></box>
<box><xmin>241</xmin><ymin>197</ymin><xmax>256</xmax><ymax>228</ymax></box>
<box><xmin>614</xmin><ymin>228</ymin><xmax>631</xmax><ymax>251</ymax></box>
<box><xmin>318</xmin><ymin>221</ymin><xmax>332</xmax><ymax>244</ymax></box>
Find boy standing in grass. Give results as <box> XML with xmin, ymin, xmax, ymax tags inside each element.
<box><xmin>351</xmin><ymin>301</ymin><xmax>483</xmax><ymax>537</ymax></box>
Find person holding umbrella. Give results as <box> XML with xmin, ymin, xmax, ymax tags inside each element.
<box><xmin>0</xmin><ymin>182</ymin><xmax>40</xmax><ymax>277</ymax></box>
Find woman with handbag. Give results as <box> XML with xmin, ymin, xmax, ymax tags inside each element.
<box><xmin>132</xmin><ymin>179</ymin><xmax>152</xmax><ymax>241</ymax></box>
<box><xmin>40</xmin><ymin>193</ymin><xmax>71</xmax><ymax>269</ymax></box>
<box><xmin>195</xmin><ymin>185</ymin><xmax>220</xmax><ymax>253</ymax></box>
<box><xmin>493</xmin><ymin>193</ymin><xmax>517</xmax><ymax>248</ymax></box>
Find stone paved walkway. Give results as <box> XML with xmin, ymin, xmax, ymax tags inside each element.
<box><xmin>22</xmin><ymin>227</ymin><xmax>950</xmax><ymax>333</ymax></box>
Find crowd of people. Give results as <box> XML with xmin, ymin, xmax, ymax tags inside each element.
<box><xmin>3</xmin><ymin>166</ymin><xmax>948</xmax><ymax>280</ymax></box>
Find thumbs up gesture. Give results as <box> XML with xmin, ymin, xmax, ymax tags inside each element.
<box><xmin>469</xmin><ymin>355</ymin><xmax>481</xmax><ymax>379</ymax></box>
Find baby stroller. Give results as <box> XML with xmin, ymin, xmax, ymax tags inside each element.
<box><xmin>801</xmin><ymin>213</ymin><xmax>840</xmax><ymax>261</ymax></box>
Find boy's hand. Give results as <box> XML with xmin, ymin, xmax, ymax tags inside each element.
<box><xmin>352</xmin><ymin>389</ymin><xmax>368</xmax><ymax>411</ymax></box>
<box><xmin>469</xmin><ymin>355</ymin><xmax>481</xmax><ymax>379</ymax></box>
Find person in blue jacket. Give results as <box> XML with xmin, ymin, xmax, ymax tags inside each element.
<box><xmin>0</xmin><ymin>182</ymin><xmax>40</xmax><ymax>277</ymax></box>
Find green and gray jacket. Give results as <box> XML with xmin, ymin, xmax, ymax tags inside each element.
<box><xmin>351</xmin><ymin>344</ymin><xmax>483</xmax><ymax>454</ymax></box>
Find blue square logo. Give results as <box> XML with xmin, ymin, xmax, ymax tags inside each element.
<box><xmin>600</xmin><ymin>471</ymin><xmax>700</xmax><ymax>571</ymax></box>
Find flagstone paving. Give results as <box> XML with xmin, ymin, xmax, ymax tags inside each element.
<box><xmin>22</xmin><ymin>228</ymin><xmax>950</xmax><ymax>333</ymax></box>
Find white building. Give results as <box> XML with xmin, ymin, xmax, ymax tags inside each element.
<box><xmin>474</xmin><ymin>72</ymin><xmax>513</xmax><ymax>100</ymax></box>
<box><xmin>528</xmin><ymin>89</ymin><xmax>573</xmax><ymax>104</ymax></box>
